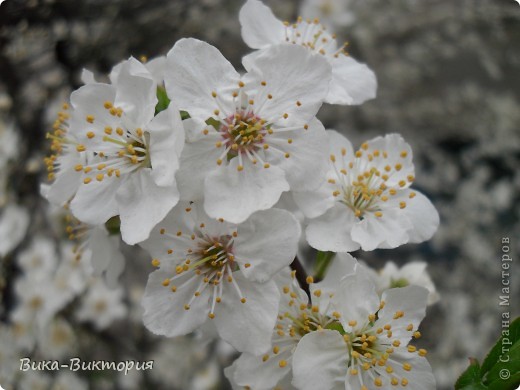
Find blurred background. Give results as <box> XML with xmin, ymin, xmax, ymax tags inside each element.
<box><xmin>0</xmin><ymin>0</ymin><xmax>519</xmax><ymax>389</ymax></box>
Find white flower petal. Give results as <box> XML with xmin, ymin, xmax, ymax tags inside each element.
<box><xmin>175</xmin><ymin>133</ymin><xmax>222</xmax><ymax>201</ymax></box>
<box><xmin>375</xmin><ymin>286</ymin><xmax>428</xmax><ymax>344</ymax></box>
<box><xmin>116</xmin><ymin>169</ymin><xmax>179</xmax><ymax>245</ymax></box>
<box><xmin>142</xmin><ymin>270</ymin><xmax>210</xmax><ymax>337</ymax></box>
<box><xmin>232</xmin><ymin>349</ymin><xmax>292</xmax><ymax>389</ymax></box>
<box><xmin>214</xmin><ymin>274</ymin><xmax>279</xmax><ymax>355</ymax></box>
<box><xmin>234</xmin><ymin>208</ymin><xmax>300</xmax><ymax>283</ymax></box>
<box><xmin>292</xmin><ymin>330</ymin><xmax>348</xmax><ymax>390</ymax></box>
<box><xmin>239</xmin><ymin>0</ymin><xmax>287</xmax><ymax>49</ymax></box>
<box><xmin>270</xmin><ymin>118</ymin><xmax>329</xmax><ymax>192</ymax></box>
<box><xmin>332</xmin><ymin>265</ymin><xmax>380</xmax><ymax>332</ymax></box>
<box><xmin>245</xmin><ymin>44</ymin><xmax>331</xmax><ymax>125</ymax></box>
<box><xmin>365</xmin><ymin>134</ymin><xmax>414</xmax><ymax>188</ymax></box>
<box><xmin>292</xmin><ymin>183</ymin><xmax>335</xmax><ymax>219</ymax></box>
<box><xmin>113</xmin><ymin>57</ymin><xmax>157</xmax><ymax>127</ymax></box>
<box><xmin>350</xmin><ymin>208</ymin><xmax>412</xmax><ymax>251</ymax></box>
<box><xmin>165</xmin><ymin>38</ymin><xmax>239</xmax><ymax>120</ymax></box>
<box><xmin>402</xmin><ymin>190</ymin><xmax>439</xmax><ymax>244</ymax></box>
<box><xmin>305</xmin><ymin>204</ymin><xmax>360</xmax><ymax>252</ymax></box>
<box><xmin>148</xmin><ymin>101</ymin><xmax>185</xmax><ymax>187</ymax></box>
<box><xmin>70</xmin><ymin>177</ymin><xmax>121</xmax><ymax>225</ymax></box>
<box><xmin>0</xmin><ymin>204</ymin><xmax>30</xmax><ymax>256</ymax></box>
<box><xmin>204</xmin><ymin>157</ymin><xmax>289</xmax><ymax>224</ymax></box>
<box><xmin>385</xmin><ymin>351</ymin><xmax>436</xmax><ymax>390</ymax></box>
<box><xmin>327</xmin><ymin>55</ymin><xmax>377</xmax><ymax>105</ymax></box>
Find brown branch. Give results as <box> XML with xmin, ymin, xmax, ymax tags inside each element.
<box><xmin>290</xmin><ymin>256</ymin><xmax>310</xmax><ymax>298</ymax></box>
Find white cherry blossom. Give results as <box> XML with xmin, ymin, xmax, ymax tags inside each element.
<box><xmin>239</xmin><ymin>0</ymin><xmax>376</xmax><ymax>105</ymax></box>
<box><xmin>226</xmin><ymin>254</ymin><xmax>358</xmax><ymax>389</ymax></box>
<box><xmin>294</xmin><ymin>131</ymin><xmax>439</xmax><ymax>252</ymax></box>
<box><xmin>165</xmin><ymin>38</ymin><xmax>330</xmax><ymax>224</ymax></box>
<box><xmin>140</xmin><ymin>201</ymin><xmax>301</xmax><ymax>354</ymax></box>
<box><xmin>68</xmin><ymin>57</ymin><xmax>185</xmax><ymax>245</ymax></box>
<box><xmin>369</xmin><ymin>261</ymin><xmax>440</xmax><ymax>305</ymax></box>
<box><xmin>291</xmin><ymin>264</ymin><xmax>436</xmax><ymax>390</ymax></box>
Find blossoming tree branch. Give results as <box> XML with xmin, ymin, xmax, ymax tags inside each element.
<box><xmin>41</xmin><ymin>1</ymin><xmax>447</xmax><ymax>389</ymax></box>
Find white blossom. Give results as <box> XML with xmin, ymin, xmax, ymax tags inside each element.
<box><xmin>291</xmin><ymin>264</ymin><xmax>436</xmax><ymax>390</ymax></box>
<box><xmin>140</xmin><ymin>201</ymin><xmax>301</xmax><ymax>354</ymax></box>
<box><xmin>67</xmin><ymin>57</ymin><xmax>185</xmax><ymax>244</ymax></box>
<box><xmin>226</xmin><ymin>254</ymin><xmax>357</xmax><ymax>389</ymax></box>
<box><xmin>239</xmin><ymin>0</ymin><xmax>376</xmax><ymax>105</ymax></box>
<box><xmin>75</xmin><ymin>278</ymin><xmax>127</xmax><ymax>330</ymax></box>
<box><xmin>165</xmin><ymin>38</ymin><xmax>331</xmax><ymax>223</ymax></box>
<box><xmin>0</xmin><ymin>204</ymin><xmax>30</xmax><ymax>256</ymax></box>
<box><xmin>369</xmin><ymin>261</ymin><xmax>440</xmax><ymax>305</ymax></box>
<box><xmin>295</xmin><ymin>131</ymin><xmax>439</xmax><ymax>251</ymax></box>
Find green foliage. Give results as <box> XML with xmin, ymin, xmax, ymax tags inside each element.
<box><xmin>455</xmin><ymin>317</ymin><xmax>520</xmax><ymax>390</ymax></box>
<box><xmin>105</xmin><ymin>216</ymin><xmax>121</xmax><ymax>235</ymax></box>
<box><xmin>314</xmin><ymin>251</ymin><xmax>335</xmax><ymax>281</ymax></box>
<box><xmin>155</xmin><ymin>86</ymin><xmax>170</xmax><ymax>114</ymax></box>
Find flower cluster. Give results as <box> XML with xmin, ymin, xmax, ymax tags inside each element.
<box><xmin>38</xmin><ymin>1</ymin><xmax>441</xmax><ymax>389</ymax></box>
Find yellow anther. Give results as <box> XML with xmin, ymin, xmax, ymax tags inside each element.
<box><xmin>368</xmin><ymin>314</ymin><xmax>376</xmax><ymax>322</ymax></box>
<box><xmin>386</xmin><ymin>366</ymin><xmax>394</xmax><ymax>373</ymax></box>
<box><xmin>399</xmin><ymin>180</ymin><xmax>406</xmax><ymax>187</ymax></box>
<box><xmin>350</xmin><ymin>368</ymin><xmax>358</xmax><ymax>375</ymax></box>
<box><xmin>184</xmin><ymin>304</ymin><xmax>190</xmax><ymax>310</ymax></box>
<box><xmin>361</xmin><ymin>143</ymin><xmax>369</xmax><ymax>150</ymax></box>
<box><xmin>402</xmin><ymin>378</ymin><xmax>409</xmax><ymax>386</ymax></box>
<box><xmin>284</xmin><ymin>153</ymin><xmax>290</xmax><ymax>158</ymax></box>
<box><xmin>374</xmin><ymin>211</ymin><xmax>383</xmax><ymax>217</ymax></box>
<box><xmin>391</xmin><ymin>377</ymin><xmax>399</xmax><ymax>386</ymax></box>
<box><xmin>116</xmin><ymin>127</ymin><xmax>124</xmax><ymax>136</ymax></box>
<box><xmin>87</xmin><ymin>131</ymin><xmax>95</xmax><ymax>139</ymax></box>
<box><xmin>76</xmin><ymin>144</ymin><xmax>86</xmax><ymax>152</ymax></box>
<box><xmin>348</xmin><ymin>320</ymin><xmax>357</xmax><ymax>327</ymax></box>
<box><xmin>413</xmin><ymin>331</ymin><xmax>422</xmax><ymax>339</ymax></box>
<box><xmin>264</xmin><ymin>163</ymin><xmax>270</xmax><ymax>168</ymax></box>
<box><xmin>162</xmin><ymin>279</ymin><xmax>170</xmax><ymax>287</ymax></box>
<box><xmin>104</xmin><ymin>101</ymin><xmax>113</xmax><ymax>109</ymax></box>
<box><xmin>83</xmin><ymin>177</ymin><xmax>92</xmax><ymax>184</ymax></box>
<box><xmin>355</xmin><ymin>150</ymin><xmax>362</xmax><ymax>158</ymax></box>
<box><xmin>96</xmin><ymin>174</ymin><xmax>104</xmax><ymax>182</ymax></box>
<box><xmin>237</xmin><ymin>165</ymin><xmax>244</xmax><ymax>172</ymax></box>
<box><xmin>384</xmin><ymin>324</ymin><xmax>391</xmax><ymax>330</ymax></box>
<box><xmin>306</xmin><ymin>276</ymin><xmax>314</xmax><ymax>284</ymax></box>
<box><xmin>262</xmin><ymin>354</ymin><xmax>269</xmax><ymax>362</ymax></box>
<box><xmin>407</xmin><ymin>175</ymin><xmax>415</xmax><ymax>182</ymax></box>
<box><xmin>208</xmin><ymin>313</ymin><xmax>215</xmax><ymax>319</ymax></box>
<box><xmin>409</xmin><ymin>191</ymin><xmax>416</xmax><ymax>199</ymax></box>
<box><xmin>86</xmin><ymin>115</ymin><xmax>94</xmax><ymax>123</ymax></box>
<box><xmin>74</xmin><ymin>164</ymin><xmax>83</xmax><ymax>172</ymax></box>
<box><xmin>279</xmin><ymin>360</ymin><xmax>287</xmax><ymax>368</ymax></box>
<box><xmin>374</xmin><ymin>377</ymin><xmax>382</xmax><ymax>387</ymax></box>
<box><xmin>408</xmin><ymin>345</ymin><xmax>417</xmax><ymax>353</ymax></box>
<box><xmin>159</xmin><ymin>228</ymin><xmax>165</xmax><ymax>234</ymax></box>
<box><xmin>241</xmin><ymin>298</ymin><xmax>247</xmax><ymax>303</ymax></box>
<box><xmin>400</xmin><ymin>151</ymin><xmax>408</xmax><ymax>158</ymax></box>
<box><xmin>392</xmin><ymin>340</ymin><xmax>401</xmax><ymax>347</ymax></box>
<box><xmin>211</xmin><ymin>91</ymin><xmax>217</xmax><ymax>98</ymax></box>
<box><xmin>283</xmin><ymin>113</ymin><xmax>288</xmax><ymax>119</ymax></box>
<box><xmin>395</xmin><ymin>163</ymin><xmax>402</xmax><ymax>171</ymax></box>
<box><xmin>313</xmin><ymin>289</ymin><xmax>322</xmax><ymax>297</ymax></box>
<box><xmin>273</xmin><ymin>346</ymin><xmax>280</xmax><ymax>354</ymax></box>
<box><xmin>418</xmin><ymin>349</ymin><xmax>427</xmax><ymax>356</ymax></box>
<box><xmin>238</xmin><ymin>81</ymin><xmax>245</xmax><ymax>88</ymax></box>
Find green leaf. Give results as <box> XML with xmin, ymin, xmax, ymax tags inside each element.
<box><xmin>155</xmin><ymin>86</ymin><xmax>170</xmax><ymax>114</ymax></box>
<box><xmin>484</xmin><ymin>339</ymin><xmax>520</xmax><ymax>388</ymax></box>
<box><xmin>180</xmin><ymin>110</ymin><xmax>190</xmax><ymax>120</ymax></box>
<box><xmin>481</xmin><ymin>316</ymin><xmax>520</xmax><ymax>375</ymax></box>
<box><xmin>455</xmin><ymin>358</ymin><xmax>483</xmax><ymax>389</ymax></box>
<box><xmin>105</xmin><ymin>216</ymin><xmax>121</xmax><ymax>235</ymax></box>
<box><xmin>314</xmin><ymin>251</ymin><xmax>335</xmax><ymax>281</ymax></box>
